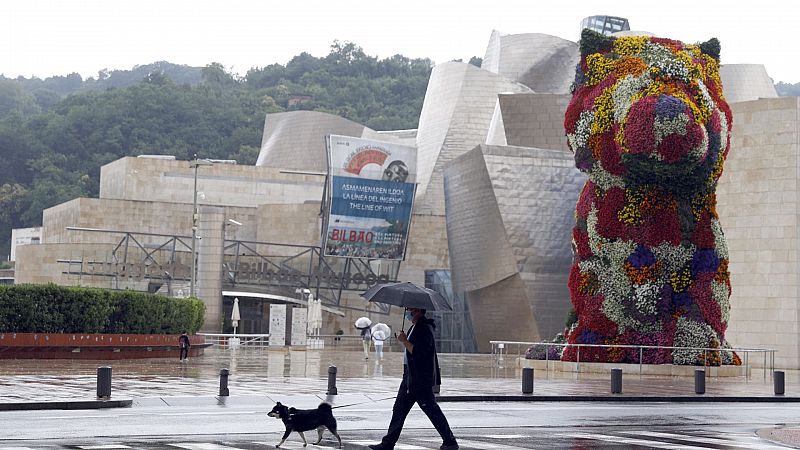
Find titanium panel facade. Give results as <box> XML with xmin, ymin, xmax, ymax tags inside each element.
<box><xmin>720</xmin><ymin>64</ymin><xmax>779</xmax><ymax>104</ymax></box>
<box><xmin>482</xmin><ymin>30</ymin><xmax>579</xmax><ymax>94</ymax></box>
<box><xmin>444</xmin><ymin>144</ymin><xmax>584</xmax><ymax>347</ymax></box>
<box><xmin>256</xmin><ymin>110</ymin><xmax>396</xmax><ymax>172</ymax></box>
<box><xmin>414</xmin><ymin>62</ymin><xmax>532</xmax><ymax>215</ymax></box>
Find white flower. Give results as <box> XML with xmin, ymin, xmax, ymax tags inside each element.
<box><xmin>642</xmin><ymin>43</ymin><xmax>689</xmax><ymax>81</ymax></box>
<box><xmin>654</xmin><ymin>113</ymin><xmax>689</xmax><ymax>145</ymax></box>
<box><xmin>712</xmin><ymin>281</ymin><xmax>730</xmax><ymax>323</ymax></box>
<box><xmin>711</xmin><ymin>219</ymin><xmax>728</xmax><ymax>259</ymax></box>
<box><xmin>612</xmin><ymin>73</ymin><xmax>652</xmax><ymax>123</ymax></box>
<box><xmin>672</xmin><ymin>316</ymin><xmax>718</xmax><ymax>364</ymax></box>
<box><xmin>589</xmin><ymin>162</ymin><xmax>625</xmax><ymax>191</ymax></box>
<box><xmin>568</xmin><ymin>110</ymin><xmax>595</xmax><ymax>151</ymax></box>
<box><xmin>633</xmin><ymin>283</ymin><xmax>660</xmax><ymax>316</ymax></box>
<box><xmin>651</xmin><ymin>242</ymin><xmax>695</xmax><ymax>274</ymax></box>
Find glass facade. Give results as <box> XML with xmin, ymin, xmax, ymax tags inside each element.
<box><xmin>580</xmin><ymin>16</ymin><xmax>630</xmax><ymax>36</ymax></box>
<box><xmin>424</xmin><ymin>270</ymin><xmax>477</xmax><ymax>353</ymax></box>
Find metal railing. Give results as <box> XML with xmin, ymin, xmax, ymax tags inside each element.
<box><xmin>490</xmin><ymin>340</ymin><xmax>776</xmax><ymax>379</ymax></box>
<box><xmin>199</xmin><ymin>333</ymin><xmax>270</xmax><ymax>348</ymax></box>
<box><xmin>197</xmin><ymin>333</ymin><xmax>399</xmax><ymax>351</ymax></box>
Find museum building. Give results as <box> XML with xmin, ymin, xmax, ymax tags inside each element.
<box><xmin>12</xmin><ymin>19</ymin><xmax>800</xmax><ymax>366</ymax></box>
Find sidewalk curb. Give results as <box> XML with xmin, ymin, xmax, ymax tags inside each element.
<box><xmin>0</xmin><ymin>399</ymin><xmax>132</xmax><ymax>411</ymax></box>
<box><xmin>3</xmin><ymin>394</ymin><xmax>799</xmax><ymax>411</ymax></box>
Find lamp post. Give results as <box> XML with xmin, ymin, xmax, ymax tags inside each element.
<box><xmin>189</xmin><ymin>155</ymin><xmax>213</xmax><ymax>298</ymax></box>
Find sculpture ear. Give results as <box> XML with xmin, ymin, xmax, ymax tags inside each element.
<box><xmin>698</xmin><ymin>38</ymin><xmax>721</xmax><ymax>61</ymax></box>
<box><xmin>580</xmin><ymin>28</ymin><xmax>615</xmax><ymax>56</ymax></box>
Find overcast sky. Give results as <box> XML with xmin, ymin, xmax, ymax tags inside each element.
<box><xmin>3</xmin><ymin>0</ymin><xmax>798</xmax><ymax>83</ymax></box>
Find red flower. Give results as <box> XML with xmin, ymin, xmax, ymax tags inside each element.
<box><xmin>692</xmin><ymin>212</ymin><xmax>716</xmax><ymax>249</ymax></box>
<box><xmin>623</xmin><ymin>96</ymin><xmax>658</xmax><ymax>155</ymax></box>
<box><xmin>598</xmin><ymin>131</ymin><xmax>625</xmax><ymax>175</ymax></box>
<box><xmin>596</xmin><ymin>187</ymin><xmax>627</xmax><ymax>239</ymax></box>
<box><xmin>576</xmin><ymin>182</ymin><xmax>597</xmax><ymax>219</ymax></box>
<box><xmin>689</xmin><ymin>274</ymin><xmax>724</xmax><ymax>334</ymax></box>
<box><xmin>639</xmin><ymin>206</ymin><xmax>681</xmax><ymax>246</ymax></box>
<box><xmin>573</xmin><ymin>228</ymin><xmax>593</xmax><ymax>260</ymax></box>
<box><xmin>656</xmin><ymin>121</ymin><xmax>706</xmax><ymax>163</ymax></box>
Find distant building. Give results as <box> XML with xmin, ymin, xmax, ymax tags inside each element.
<box><xmin>10</xmin><ymin>227</ymin><xmax>41</xmax><ymax>262</ymax></box>
<box><xmin>287</xmin><ymin>94</ymin><xmax>312</xmax><ymax>107</ymax></box>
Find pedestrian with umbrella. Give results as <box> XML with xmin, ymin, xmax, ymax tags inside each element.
<box><xmin>371</xmin><ymin>323</ymin><xmax>390</xmax><ymax>361</ymax></box>
<box><xmin>355</xmin><ymin>316</ymin><xmax>372</xmax><ymax>359</ymax></box>
<box><xmin>361</xmin><ymin>282</ymin><xmax>459</xmax><ymax>450</ymax></box>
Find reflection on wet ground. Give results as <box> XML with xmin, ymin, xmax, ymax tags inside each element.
<box><xmin>0</xmin><ymin>348</ymin><xmax>790</xmax><ymax>402</ymax></box>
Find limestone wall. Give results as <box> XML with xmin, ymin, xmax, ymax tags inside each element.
<box><xmin>100</xmin><ymin>157</ymin><xmax>324</xmax><ymax>208</ymax></box>
<box><xmin>717</xmin><ymin>97</ymin><xmax>800</xmax><ymax>368</ymax></box>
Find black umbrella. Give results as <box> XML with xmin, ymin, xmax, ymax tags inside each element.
<box><xmin>361</xmin><ymin>282</ymin><xmax>453</xmax><ymax>311</ymax></box>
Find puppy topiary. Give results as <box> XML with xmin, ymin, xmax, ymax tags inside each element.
<box><xmin>563</xmin><ymin>29</ymin><xmax>738</xmax><ymax>365</ymax></box>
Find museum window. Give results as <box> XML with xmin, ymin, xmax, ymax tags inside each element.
<box><xmin>424</xmin><ymin>270</ymin><xmax>477</xmax><ymax>353</ymax></box>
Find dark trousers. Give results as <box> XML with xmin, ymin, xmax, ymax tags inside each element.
<box><xmin>380</xmin><ymin>372</ymin><xmax>456</xmax><ymax>447</ymax></box>
<box><xmin>179</xmin><ymin>347</ymin><xmax>188</xmax><ymax>360</ymax></box>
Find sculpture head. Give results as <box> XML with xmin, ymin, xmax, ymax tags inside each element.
<box><xmin>565</xmin><ymin>29</ymin><xmax>732</xmax><ymax>193</ymax></box>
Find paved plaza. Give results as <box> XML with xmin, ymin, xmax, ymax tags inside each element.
<box><xmin>0</xmin><ymin>347</ymin><xmax>798</xmax><ymax>402</ymax></box>
<box><xmin>2</xmin><ymin>347</ymin><xmax>800</xmax><ymax>447</ymax></box>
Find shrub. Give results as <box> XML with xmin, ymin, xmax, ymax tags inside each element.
<box><xmin>0</xmin><ymin>283</ymin><xmax>205</xmax><ymax>334</ymax></box>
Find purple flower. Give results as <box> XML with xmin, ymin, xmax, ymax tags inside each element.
<box><xmin>579</xmin><ymin>329</ymin><xmax>602</xmax><ymax>344</ymax></box>
<box><xmin>627</xmin><ymin>245</ymin><xmax>656</xmax><ymax>268</ymax></box>
<box><xmin>655</xmin><ymin>95</ymin><xmax>685</xmax><ymax>119</ymax></box>
<box><xmin>691</xmin><ymin>249</ymin><xmax>720</xmax><ymax>275</ymax></box>
<box><xmin>672</xmin><ymin>292</ymin><xmax>694</xmax><ymax>308</ymax></box>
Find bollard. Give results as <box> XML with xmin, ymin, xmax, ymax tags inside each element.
<box><xmin>96</xmin><ymin>366</ymin><xmax>112</xmax><ymax>399</ymax></box>
<box><xmin>610</xmin><ymin>368</ymin><xmax>622</xmax><ymax>394</ymax></box>
<box><xmin>694</xmin><ymin>369</ymin><xmax>706</xmax><ymax>394</ymax></box>
<box><xmin>775</xmin><ymin>371</ymin><xmax>785</xmax><ymax>395</ymax></box>
<box><xmin>219</xmin><ymin>368</ymin><xmax>230</xmax><ymax>396</ymax></box>
<box><xmin>522</xmin><ymin>367</ymin><xmax>534</xmax><ymax>394</ymax></box>
<box><xmin>327</xmin><ymin>365</ymin><xmax>338</xmax><ymax>395</ymax></box>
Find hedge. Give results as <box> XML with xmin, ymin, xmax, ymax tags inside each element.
<box><xmin>0</xmin><ymin>284</ymin><xmax>205</xmax><ymax>334</ymax></box>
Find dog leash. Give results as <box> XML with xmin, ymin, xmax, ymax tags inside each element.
<box><xmin>329</xmin><ymin>395</ymin><xmax>396</xmax><ymax>409</ymax></box>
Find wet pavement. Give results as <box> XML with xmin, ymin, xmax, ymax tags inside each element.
<box><xmin>0</xmin><ymin>347</ymin><xmax>797</xmax><ymax>402</ymax></box>
<box><xmin>3</xmin><ymin>347</ymin><xmax>800</xmax><ymax>447</ymax></box>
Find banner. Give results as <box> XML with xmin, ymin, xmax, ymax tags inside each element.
<box><xmin>325</xmin><ymin>135</ymin><xmax>417</xmax><ymax>260</ymax></box>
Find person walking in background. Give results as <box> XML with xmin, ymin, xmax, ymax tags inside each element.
<box><xmin>369</xmin><ymin>307</ymin><xmax>458</xmax><ymax>450</ymax></box>
<box><xmin>372</xmin><ymin>329</ymin><xmax>386</xmax><ymax>360</ymax></box>
<box><xmin>178</xmin><ymin>332</ymin><xmax>191</xmax><ymax>361</ymax></box>
<box><xmin>360</xmin><ymin>326</ymin><xmax>372</xmax><ymax>359</ymax></box>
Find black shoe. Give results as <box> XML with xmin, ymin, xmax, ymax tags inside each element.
<box><xmin>368</xmin><ymin>444</ymin><xmax>392</xmax><ymax>450</ymax></box>
<box><xmin>440</xmin><ymin>442</ymin><xmax>459</xmax><ymax>450</ymax></box>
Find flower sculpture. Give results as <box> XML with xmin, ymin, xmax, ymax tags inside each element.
<box><xmin>562</xmin><ymin>29</ymin><xmax>739</xmax><ymax>365</ymax></box>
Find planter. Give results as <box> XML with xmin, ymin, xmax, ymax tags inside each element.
<box><xmin>0</xmin><ymin>333</ymin><xmax>208</xmax><ymax>359</ymax></box>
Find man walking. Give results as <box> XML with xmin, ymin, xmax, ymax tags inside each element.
<box><xmin>369</xmin><ymin>307</ymin><xmax>458</xmax><ymax>450</ymax></box>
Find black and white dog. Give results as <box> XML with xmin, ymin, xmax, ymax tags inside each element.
<box><xmin>267</xmin><ymin>402</ymin><xmax>342</xmax><ymax>448</ymax></box>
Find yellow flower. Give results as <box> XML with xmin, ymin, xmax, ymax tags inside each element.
<box><xmin>590</xmin><ymin>87</ymin><xmax>614</xmax><ymax>135</ymax></box>
<box><xmin>586</xmin><ymin>53</ymin><xmax>615</xmax><ymax>86</ymax></box>
<box><xmin>670</xmin><ymin>268</ymin><xmax>692</xmax><ymax>292</ymax></box>
<box><xmin>613</xmin><ymin>36</ymin><xmax>648</xmax><ymax>56</ymax></box>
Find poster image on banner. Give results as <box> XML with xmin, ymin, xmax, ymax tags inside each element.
<box><xmin>325</xmin><ymin>135</ymin><xmax>417</xmax><ymax>261</ymax></box>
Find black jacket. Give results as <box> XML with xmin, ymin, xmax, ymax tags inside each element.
<box><xmin>406</xmin><ymin>317</ymin><xmax>442</xmax><ymax>391</ymax></box>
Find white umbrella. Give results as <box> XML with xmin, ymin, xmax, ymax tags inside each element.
<box><xmin>231</xmin><ymin>297</ymin><xmax>241</xmax><ymax>335</ymax></box>
<box><xmin>355</xmin><ymin>316</ymin><xmax>372</xmax><ymax>329</ymax></box>
<box><xmin>371</xmin><ymin>323</ymin><xmax>390</xmax><ymax>339</ymax></box>
<box><xmin>372</xmin><ymin>330</ymin><xmax>387</xmax><ymax>341</ymax></box>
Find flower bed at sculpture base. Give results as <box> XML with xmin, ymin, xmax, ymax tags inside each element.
<box><xmin>0</xmin><ymin>333</ymin><xmax>209</xmax><ymax>359</ymax></box>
